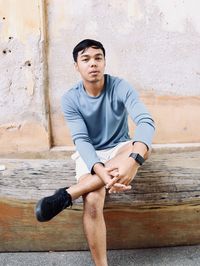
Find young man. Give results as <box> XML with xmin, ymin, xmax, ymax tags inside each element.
<box><xmin>36</xmin><ymin>39</ymin><xmax>155</xmax><ymax>266</ymax></box>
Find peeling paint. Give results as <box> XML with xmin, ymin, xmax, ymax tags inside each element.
<box><xmin>0</xmin><ymin>0</ymin><xmax>50</xmax><ymax>152</ymax></box>
<box><xmin>0</xmin><ymin>123</ymin><xmax>21</xmax><ymax>131</ymax></box>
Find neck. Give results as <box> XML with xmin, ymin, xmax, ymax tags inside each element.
<box><xmin>83</xmin><ymin>76</ymin><xmax>105</xmax><ymax>97</ymax></box>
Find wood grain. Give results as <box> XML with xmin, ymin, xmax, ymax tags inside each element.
<box><xmin>0</xmin><ymin>150</ymin><xmax>200</xmax><ymax>251</ymax></box>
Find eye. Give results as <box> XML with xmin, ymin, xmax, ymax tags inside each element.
<box><xmin>82</xmin><ymin>58</ymin><xmax>89</xmax><ymax>62</ymax></box>
<box><xmin>96</xmin><ymin>57</ymin><xmax>102</xmax><ymax>61</ymax></box>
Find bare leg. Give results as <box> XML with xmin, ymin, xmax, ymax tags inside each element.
<box><xmin>67</xmin><ymin>173</ymin><xmax>105</xmax><ymax>200</ymax></box>
<box><xmin>82</xmin><ymin>184</ymin><xmax>107</xmax><ymax>266</ymax></box>
<box><xmin>67</xmin><ymin>143</ymin><xmax>143</xmax><ymax>266</ymax></box>
<box><xmin>66</xmin><ymin>143</ymin><xmax>134</xmax><ymax>266</ymax></box>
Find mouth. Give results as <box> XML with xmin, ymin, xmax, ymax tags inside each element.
<box><xmin>89</xmin><ymin>70</ymin><xmax>100</xmax><ymax>75</ymax></box>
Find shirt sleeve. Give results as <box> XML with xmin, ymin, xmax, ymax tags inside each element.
<box><xmin>61</xmin><ymin>93</ymin><xmax>102</xmax><ymax>173</ymax></box>
<box><xmin>116</xmin><ymin>80</ymin><xmax>155</xmax><ymax>149</ymax></box>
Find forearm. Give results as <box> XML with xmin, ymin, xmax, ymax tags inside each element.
<box><xmin>131</xmin><ymin>141</ymin><xmax>149</xmax><ymax>160</ymax></box>
<box><xmin>93</xmin><ymin>162</ymin><xmax>107</xmax><ymax>182</ymax></box>
<box><xmin>75</xmin><ymin>139</ymin><xmax>102</xmax><ymax>173</ymax></box>
<box><xmin>132</xmin><ymin>121</ymin><xmax>155</xmax><ymax>154</ymax></box>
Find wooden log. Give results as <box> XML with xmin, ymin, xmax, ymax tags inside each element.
<box><xmin>0</xmin><ymin>150</ymin><xmax>200</xmax><ymax>251</ymax></box>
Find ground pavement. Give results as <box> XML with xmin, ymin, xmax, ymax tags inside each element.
<box><xmin>0</xmin><ymin>245</ymin><xmax>200</xmax><ymax>266</ymax></box>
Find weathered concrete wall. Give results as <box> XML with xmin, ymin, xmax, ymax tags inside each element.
<box><xmin>0</xmin><ymin>0</ymin><xmax>200</xmax><ymax>153</ymax></box>
<box><xmin>0</xmin><ymin>0</ymin><xmax>50</xmax><ymax>152</ymax></box>
<box><xmin>47</xmin><ymin>0</ymin><xmax>200</xmax><ymax>146</ymax></box>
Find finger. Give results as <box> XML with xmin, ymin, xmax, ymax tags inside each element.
<box><xmin>109</xmin><ymin>169</ymin><xmax>119</xmax><ymax>177</ymax></box>
<box><xmin>117</xmin><ymin>176</ymin><xmax>133</xmax><ymax>186</ymax></box>
<box><xmin>109</xmin><ymin>186</ymin><xmax>122</xmax><ymax>193</ymax></box>
<box><xmin>109</xmin><ymin>187</ymin><xmax>128</xmax><ymax>194</ymax></box>
<box><xmin>106</xmin><ymin>177</ymin><xmax>119</xmax><ymax>189</ymax></box>
<box><xmin>122</xmin><ymin>185</ymin><xmax>132</xmax><ymax>190</ymax></box>
<box><xmin>109</xmin><ymin>187</ymin><xmax>117</xmax><ymax>194</ymax></box>
<box><xmin>108</xmin><ymin>183</ymin><xmax>127</xmax><ymax>193</ymax></box>
<box><xmin>117</xmin><ymin>178</ymin><xmax>127</xmax><ymax>185</ymax></box>
<box><xmin>118</xmin><ymin>184</ymin><xmax>132</xmax><ymax>191</ymax></box>
<box><xmin>105</xmin><ymin>166</ymin><xmax>118</xmax><ymax>172</ymax></box>
<box><xmin>124</xmin><ymin>180</ymin><xmax>132</xmax><ymax>186</ymax></box>
<box><xmin>109</xmin><ymin>184</ymin><xmax>132</xmax><ymax>194</ymax></box>
<box><xmin>113</xmin><ymin>183</ymin><xmax>127</xmax><ymax>188</ymax></box>
<box><xmin>121</xmin><ymin>179</ymin><xmax>130</xmax><ymax>186</ymax></box>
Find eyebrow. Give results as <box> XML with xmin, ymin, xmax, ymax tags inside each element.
<box><xmin>80</xmin><ymin>53</ymin><xmax>103</xmax><ymax>58</ymax></box>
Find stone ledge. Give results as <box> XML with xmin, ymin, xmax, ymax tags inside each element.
<box><xmin>0</xmin><ymin>143</ymin><xmax>200</xmax><ymax>159</ymax></box>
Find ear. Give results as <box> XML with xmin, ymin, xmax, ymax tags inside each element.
<box><xmin>74</xmin><ymin>62</ymin><xmax>79</xmax><ymax>72</ymax></box>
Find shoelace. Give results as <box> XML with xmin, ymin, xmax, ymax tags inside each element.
<box><xmin>51</xmin><ymin>192</ymin><xmax>71</xmax><ymax>211</ymax></box>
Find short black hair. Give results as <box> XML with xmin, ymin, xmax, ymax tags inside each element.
<box><xmin>73</xmin><ymin>39</ymin><xmax>105</xmax><ymax>62</ymax></box>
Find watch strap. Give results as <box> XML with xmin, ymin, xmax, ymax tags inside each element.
<box><xmin>129</xmin><ymin>153</ymin><xmax>145</xmax><ymax>166</ymax></box>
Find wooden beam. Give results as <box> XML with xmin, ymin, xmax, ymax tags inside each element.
<box><xmin>0</xmin><ymin>150</ymin><xmax>200</xmax><ymax>251</ymax></box>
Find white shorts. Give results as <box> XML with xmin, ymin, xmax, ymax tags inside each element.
<box><xmin>71</xmin><ymin>140</ymin><xmax>131</xmax><ymax>181</ymax></box>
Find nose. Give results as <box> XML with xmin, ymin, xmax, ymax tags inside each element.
<box><xmin>90</xmin><ymin>58</ymin><xmax>97</xmax><ymax>67</ymax></box>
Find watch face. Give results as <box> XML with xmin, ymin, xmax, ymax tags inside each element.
<box><xmin>135</xmin><ymin>154</ymin><xmax>142</xmax><ymax>164</ymax></box>
<box><xmin>132</xmin><ymin>153</ymin><xmax>137</xmax><ymax>159</ymax></box>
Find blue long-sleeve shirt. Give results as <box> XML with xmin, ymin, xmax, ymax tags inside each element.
<box><xmin>61</xmin><ymin>74</ymin><xmax>155</xmax><ymax>172</ymax></box>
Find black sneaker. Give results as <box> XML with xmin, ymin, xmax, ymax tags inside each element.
<box><xmin>35</xmin><ymin>187</ymin><xmax>72</xmax><ymax>222</ymax></box>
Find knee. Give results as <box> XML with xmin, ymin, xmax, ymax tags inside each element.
<box><xmin>83</xmin><ymin>190</ymin><xmax>105</xmax><ymax>219</ymax></box>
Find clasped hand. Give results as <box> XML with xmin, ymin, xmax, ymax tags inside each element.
<box><xmin>94</xmin><ymin>159</ymin><xmax>139</xmax><ymax>194</ymax></box>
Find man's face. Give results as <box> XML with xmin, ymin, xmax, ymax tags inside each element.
<box><xmin>75</xmin><ymin>47</ymin><xmax>106</xmax><ymax>83</ymax></box>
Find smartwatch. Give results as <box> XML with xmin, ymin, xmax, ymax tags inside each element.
<box><xmin>129</xmin><ymin>153</ymin><xmax>145</xmax><ymax>166</ymax></box>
